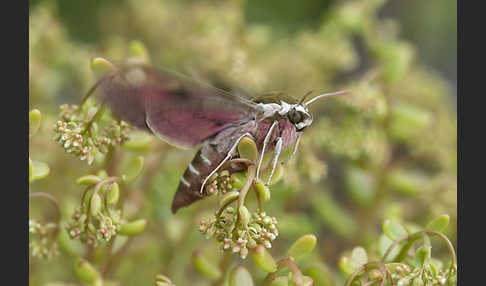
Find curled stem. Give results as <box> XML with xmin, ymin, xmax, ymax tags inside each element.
<box><xmin>344</xmin><ymin>261</ymin><xmax>391</xmax><ymax>286</ymax></box>
<box><xmin>29</xmin><ymin>192</ymin><xmax>61</xmax><ymax>236</ymax></box>
<box><xmin>381</xmin><ymin>230</ymin><xmax>456</xmax><ymax>267</ymax></box>
<box><xmin>262</xmin><ymin>257</ymin><xmax>304</xmax><ymax>286</ymax></box>
<box><xmin>238</xmin><ymin>164</ymin><xmax>256</xmax><ymax>208</ymax></box>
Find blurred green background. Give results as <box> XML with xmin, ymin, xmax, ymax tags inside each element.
<box><xmin>29</xmin><ymin>0</ymin><xmax>457</xmax><ymax>285</ymax></box>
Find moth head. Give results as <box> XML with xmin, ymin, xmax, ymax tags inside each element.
<box><xmin>288</xmin><ymin>105</ymin><xmax>313</xmax><ymax>132</ymax></box>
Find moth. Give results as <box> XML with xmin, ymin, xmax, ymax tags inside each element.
<box><xmin>88</xmin><ymin>63</ymin><xmax>348</xmax><ymax>213</ymax></box>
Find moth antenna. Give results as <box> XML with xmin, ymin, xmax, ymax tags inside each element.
<box><xmin>304</xmin><ymin>89</ymin><xmax>351</xmax><ymax>106</ymax></box>
<box><xmin>299</xmin><ymin>90</ymin><xmax>314</xmax><ymax>105</ymax></box>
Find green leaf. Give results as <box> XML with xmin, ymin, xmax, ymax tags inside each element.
<box><xmin>386</xmin><ymin>169</ymin><xmax>426</xmax><ymax>195</ymax></box>
<box><xmin>231</xmin><ymin>172</ymin><xmax>247</xmax><ymax>189</ymax></box>
<box><xmin>382</xmin><ymin>219</ymin><xmax>408</xmax><ymax>240</ymax></box>
<box><xmin>29</xmin><ymin>109</ymin><xmax>41</xmax><ymax>137</ymax></box>
<box><xmin>287</xmin><ymin>234</ymin><xmax>317</xmax><ymax>261</ymax></box>
<box><xmin>339</xmin><ymin>246</ymin><xmax>368</xmax><ymax>277</ymax></box>
<box><xmin>193</xmin><ymin>251</ymin><xmax>222</xmax><ymax>280</ymax></box>
<box><xmin>338</xmin><ymin>256</ymin><xmax>358</xmax><ymax>276</ymax></box>
<box><xmin>219</xmin><ymin>191</ymin><xmax>239</xmax><ymax>207</ymax></box>
<box><xmin>229</xmin><ymin>266</ymin><xmax>254</xmax><ymax>286</ymax></box>
<box><xmin>118</xmin><ymin>219</ymin><xmax>148</xmax><ymax>236</ymax></box>
<box><xmin>303</xmin><ymin>264</ymin><xmax>334</xmax><ymax>286</ymax></box>
<box><xmin>29</xmin><ymin>157</ymin><xmax>33</xmax><ymax>183</ymax></box>
<box><xmin>252</xmin><ymin>245</ymin><xmax>277</xmax><ymax>273</ymax></box>
<box><xmin>238</xmin><ymin>136</ymin><xmax>258</xmax><ymax>162</ymax></box>
<box><xmin>255</xmin><ymin>179</ymin><xmax>271</xmax><ymax>202</ymax></box>
<box><xmin>388</xmin><ymin>103</ymin><xmax>431</xmax><ymax>141</ymax></box>
<box><xmin>239</xmin><ymin>205</ymin><xmax>251</xmax><ymax>226</ymax></box>
<box><xmin>378</xmin><ymin>234</ymin><xmax>401</xmax><ymax>261</ymax></box>
<box><xmin>426</xmin><ymin>214</ymin><xmax>450</xmax><ymax>232</ymax></box>
<box><xmin>269</xmin><ymin>276</ymin><xmax>288</xmax><ymax>286</ymax></box>
<box><xmin>300</xmin><ymin>276</ymin><xmax>314</xmax><ymax>286</ymax></box>
<box><xmin>30</xmin><ymin>160</ymin><xmax>50</xmax><ymax>182</ymax></box>
<box><xmin>57</xmin><ymin>227</ymin><xmax>84</xmax><ymax>257</ymax></box>
<box><xmin>310</xmin><ymin>191</ymin><xmax>356</xmax><ymax>239</ymax></box>
<box><xmin>76</xmin><ymin>175</ymin><xmax>101</xmax><ymax>185</ymax></box>
<box><xmin>106</xmin><ymin>182</ymin><xmax>120</xmax><ymax>206</ymax></box>
<box><xmin>122</xmin><ymin>156</ymin><xmax>144</xmax><ymax>183</ymax></box>
<box><xmin>73</xmin><ymin>258</ymin><xmax>101</xmax><ymax>285</ymax></box>
<box><xmin>350</xmin><ymin>247</ymin><xmax>368</xmax><ymax>266</ymax></box>
<box><xmin>155</xmin><ymin>274</ymin><xmax>175</xmax><ymax>286</ymax></box>
<box><xmin>122</xmin><ymin>131</ymin><xmax>154</xmax><ymax>151</ymax></box>
<box><xmin>260</xmin><ymin>163</ymin><xmax>284</xmax><ymax>186</ymax></box>
<box><xmin>346</xmin><ymin>167</ymin><xmax>376</xmax><ymax>206</ymax></box>
<box><xmin>89</xmin><ymin>194</ymin><xmax>102</xmax><ymax>216</ymax></box>
<box><xmin>412</xmin><ymin>245</ymin><xmax>431</xmax><ymax>267</ymax></box>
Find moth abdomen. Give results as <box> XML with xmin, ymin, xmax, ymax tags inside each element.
<box><xmin>171</xmin><ymin>145</ymin><xmax>224</xmax><ymax>213</ymax></box>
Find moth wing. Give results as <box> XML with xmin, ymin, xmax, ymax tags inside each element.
<box><xmin>98</xmin><ymin>64</ymin><xmax>262</xmax><ymax>148</ymax></box>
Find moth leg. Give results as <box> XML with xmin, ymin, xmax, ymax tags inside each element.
<box><xmin>199</xmin><ymin>132</ymin><xmax>253</xmax><ymax>194</ymax></box>
<box><xmin>281</xmin><ymin>132</ymin><xmax>302</xmax><ymax>165</ymax></box>
<box><xmin>256</xmin><ymin>120</ymin><xmax>279</xmax><ymax>181</ymax></box>
<box><xmin>266</xmin><ymin>137</ymin><xmax>283</xmax><ymax>186</ymax></box>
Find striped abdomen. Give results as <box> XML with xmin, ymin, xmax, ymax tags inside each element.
<box><xmin>171</xmin><ymin>144</ymin><xmax>223</xmax><ymax>213</ymax></box>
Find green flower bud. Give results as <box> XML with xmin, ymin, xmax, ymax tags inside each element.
<box><xmin>286</xmin><ymin>234</ymin><xmax>317</xmax><ymax>261</ymax></box>
<box><xmin>238</xmin><ymin>136</ymin><xmax>258</xmax><ymax>162</ymax></box>
<box><xmin>219</xmin><ymin>191</ymin><xmax>239</xmax><ymax>207</ymax></box>
<box><xmin>255</xmin><ymin>180</ymin><xmax>271</xmax><ymax>202</ymax></box>
<box><xmin>76</xmin><ymin>175</ymin><xmax>101</xmax><ymax>185</ymax></box>
<box><xmin>426</xmin><ymin>214</ymin><xmax>449</xmax><ymax>232</ymax></box>
<box><xmin>118</xmin><ymin>219</ymin><xmax>147</xmax><ymax>236</ymax></box>
<box><xmin>193</xmin><ymin>251</ymin><xmax>222</xmax><ymax>280</ymax></box>
<box><xmin>89</xmin><ymin>194</ymin><xmax>102</xmax><ymax>217</ymax></box>
<box><xmin>252</xmin><ymin>245</ymin><xmax>277</xmax><ymax>273</ymax></box>
<box><xmin>239</xmin><ymin>206</ymin><xmax>251</xmax><ymax>226</ymax></box>
<box><xmin>29</xmin><ymin>109</ymin><xmax>41</xmax><ymax>137</ymax></box>
<box><xmin>382</xmin><ymin>219</ymin><xmax>408</xmax><ymax>240</ymax></box>
<box><xmin>90</xmin><ymin>57</ymin><xmax>116</xmax><ymax>76</ymax></box>
<box><xmin>122</xmin><ymin>156</ymin><xmax>144</xmax><ymax>184</ymax></box>
<box><xmin>229</xmin><ymin>266</ymin><xmax>254</xmax><ymax>286</ymax></box>
<box><xmin>73</xmin><ymin>258</ymin><xmax>101</xmax><ymax>285</ymax></box>
<box><xmin>106</xmin><ymin>183</ymin><xmax>120</xmax><ymax>206</ymax></box>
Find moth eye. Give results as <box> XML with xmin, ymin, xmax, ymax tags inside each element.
<box><xmin>288</xmin><ymin>108</ymin><xmax>303</xmax><ymax>124</ymax></box>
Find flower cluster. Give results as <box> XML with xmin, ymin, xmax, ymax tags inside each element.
<box><xmin>204</xmin><ymin>170</ymin><xmax>236</xmax><ymax>196</ymax></box>
<box><xmin>66</xmin><ymin>205</ymin><xmax>123</xmax><ymax>246</ymax></box>
<box><xmin>53</xmin><ymin>104</ymin><xmax>130</xmax><ymax>164</ymax></box>
<box><xmin>29</xmin><ymin>219</ymin><xmax>59</xmax><ymax>260</ymax></box>
<box><xmin>390</xmin><ymin>264</ymin><xmax>457</xmax><ymax>286</ymax></box>
<box><xmin>199</xmin><ymin>208</ymin><xmax>278</xmax><ymax>259</ymax></box>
